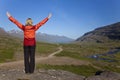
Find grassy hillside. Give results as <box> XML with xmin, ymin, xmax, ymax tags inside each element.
<box><xmin>0</xmin><ymin>35</ymin><xmax>22</xmax><ymax>63</ymax></box>
<box><xmin>56</xmin><ymin>41</ymin><xmax>120</xmax><ymax>59</ymax></box>
<box><xmin>0</xmin><ymin>35</ymin><xmax>59</xmax><ymax>63</ymax></box>
<box><xmin>54</xmin><ymin>41</ymin><xmax>120</xmax><ymax>74</ymax></box>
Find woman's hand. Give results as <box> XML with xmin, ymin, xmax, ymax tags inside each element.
<box><xmin>6</xmin><ymin>12</ymin><xmax>11</xmax><ymax>18</ymax></box>
<box><xmin>48</xmin><ymin>13</ymin><xmax>52</xmax><ymax>19</ymax></box>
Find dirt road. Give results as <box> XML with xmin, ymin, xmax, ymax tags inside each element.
<box><xmin>0</xmin><ymin>46</ymin><xmax>90</xmax><ymax>70</ymax></box>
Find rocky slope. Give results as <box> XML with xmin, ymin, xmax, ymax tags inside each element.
<box><xmin>76</xmin><ymin>22</ymin><xmax>120</xmax><ymax>43</ymax></box>
<box><xmin>0</xmin><ymin>69</ymin><xmax>120</xmax><ymax>80</ymax></box>
<box><xmin>0</xmin><ymin>28</ymin><xmax>9</xmax><ymax>36</ymax></box>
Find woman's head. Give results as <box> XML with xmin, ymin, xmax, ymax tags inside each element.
<box><xmin>25</xmin><ymin>18</ymin><xmax>33</xmax><ymax>26</ymax></box>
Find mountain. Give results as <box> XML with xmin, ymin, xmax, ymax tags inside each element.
<box><xmin>76</xmin><ymin>22</ymin><xmax>120</xmax><ymax>43</ymax></box>
<box><xmin>0</xmin><ymin>27</ymin><xmax>9</xmax><ymax>36</ymax></box>
<box><xmin>36</xmin><ymin>32</ymin><xmax>74</xmax><ymax>43</ymax></box>
<box><xmin>7</xmin><ymin>30</ymin><xmax>74</xmax><ymax>43</ymax></box>
<box><xmin>7</xmin><ymin>30</ymin><xmax>23</xmax><ymax>39</ymax></box>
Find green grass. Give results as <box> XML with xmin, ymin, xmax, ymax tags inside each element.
<box><xmin>56</xmin><ymin>41</ymin><xmax>120</xmax><ymax>60</ymax></box>
<box><xmin>55</xmin><ymin>43</ymin><xmax>108</xmax><ymax>60</ymax></box>
<box><xmin>92</xmin><ymin>61</ymin><xmax>120</xmax><ymax>73</ymax></box>
<box><xmin>0</xmin><ymin>48</ymin><xmax>14</xmax><ymax>63</ymax></box>
<box><xmin>55</xmin><ymin>50</ymin><xmax>92</xmax><ymax>61</ymax></box>
<box><xmin>0</xmin><ymin>36</ymin><xmax>22</xmax><ymax>63</ymax></box>
<box><xmin>114</xmin><ymin>52</ymin><xmax>120</xmax><ymax>60</ymax></box>
<box><xmin>102</xmin><ymin>66</ymin><xmax>120</xmax><ymax>73</ymax></box>
<box><xmin>36</xmin><ymin>64</ymin><xmax>99</xmax><ymax>77</ymax></box>
<box><xmin>36</xmin><ymin>42</ymin><xmax>59</xmax><ymax>56</ymax></box>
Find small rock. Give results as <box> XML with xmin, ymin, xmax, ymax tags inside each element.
<box><xmin>2</xmin><ymin>74</ymin><xmax>5</xmax><ymax>76</ymax></box>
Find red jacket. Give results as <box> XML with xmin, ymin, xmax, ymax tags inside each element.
<box><xmin>9</xmin><ymin>16</ymin><xmax>49</xmax><ymax>46</ymax></box>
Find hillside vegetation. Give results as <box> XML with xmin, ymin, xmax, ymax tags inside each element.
<box><xmin>0</xmin><ymin>35</ymin><xmax>22</xmax><ymax>63</ymax></box>
<box><xmin>55</xmin><ymin>41</ymin><xmax>120</xmax><ymax>74</ymax></box>
<box><xmin>0</xmin><ymin>35</ymin><xmax>59</xmax><ymax>63</ymax></box>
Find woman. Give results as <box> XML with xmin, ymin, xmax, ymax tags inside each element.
<box><xmin>6</xmin><ymin>12</ymin><xmax>52</xmax><ymax>74</ymax></box>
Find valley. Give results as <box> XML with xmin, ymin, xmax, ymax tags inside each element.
<box><xmin>0</xmin><ymin>22</ymin><xmax>120</xmax><ymax>79</ymax></box>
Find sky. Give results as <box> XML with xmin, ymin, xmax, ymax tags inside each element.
<box><xmin>0</xmin><ymin>0</ymin><xmax>120</xmax><ymax>39</ymax></box>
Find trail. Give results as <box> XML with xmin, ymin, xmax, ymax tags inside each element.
<box><xmin>0</xmin><ymin>46</ymin><xmax>87</xmax><ymax>80</ymax></box>
<box><xmin>0</xmin><ymin>45</ymin><xmax>90</xmax><ymax>70</ymax></box>
<box><xmin>37</xmin><ymin>46</ymin><xmax>63</xmax><ymax>60</ymax></box>
<box><xmin>0</xmin><ymin>46</ymin><xmax>63</xmax><ymax>69</ymax></box>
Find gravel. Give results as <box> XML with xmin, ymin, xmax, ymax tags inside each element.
<box><xmin>0</xmin><ymin>69</ymin><xmax>85</xmax><ymax>80</ymax></box>
<box><xmin>0</xmin><ymin>69</ymin><xmax>120</xmax><ymax>80</ymax></box>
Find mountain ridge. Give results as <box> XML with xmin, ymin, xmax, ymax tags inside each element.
<box><xmin>76</xmin><ymin>22</ymin><xmax>120</xmax><ymax>43</ymax></box>
<box><xmin>7</xmin><ymin>29</ymin><xmax>74</xmax><ymax>43</ymax></box>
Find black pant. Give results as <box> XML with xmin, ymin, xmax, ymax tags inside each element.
<box><xmin>24</xmin><ymin>46</ymin><xmax>36</xmax><ymax>73</ymax></box>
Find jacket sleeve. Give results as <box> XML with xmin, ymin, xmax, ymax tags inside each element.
<box><xmin>34</xmin><ymin>17</ymin><xmax>49</xmax><ymax>31</ymax></box>
<box><xmin>9</xmin><ymin>16</ymin><xmax>24</xmax><ymax>30</ymax></box>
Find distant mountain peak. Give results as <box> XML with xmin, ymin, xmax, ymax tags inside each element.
<box><xmin>0</xmin><ymin>27</ymin><xmax>9</xmax><ymax>36</ymax></box>
<box><xmin>8</xmin><ymin>29</ymin><xmax>22</xmax><ymax>34</ymax></box>
<box><xmin>7</xmin><ymin>29</ymin><xmax>74</xmax><ymax>43</ymax></box>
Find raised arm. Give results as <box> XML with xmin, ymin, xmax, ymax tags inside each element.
<box><xmin>6</xmin><ymin>12</ymin><xmax>24</xmax><ymax>30</ymax></box>
<box><xmin>34</xmin><ymin>13</ymin><xmax>52</xmax><ymax>31</ymax></box>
